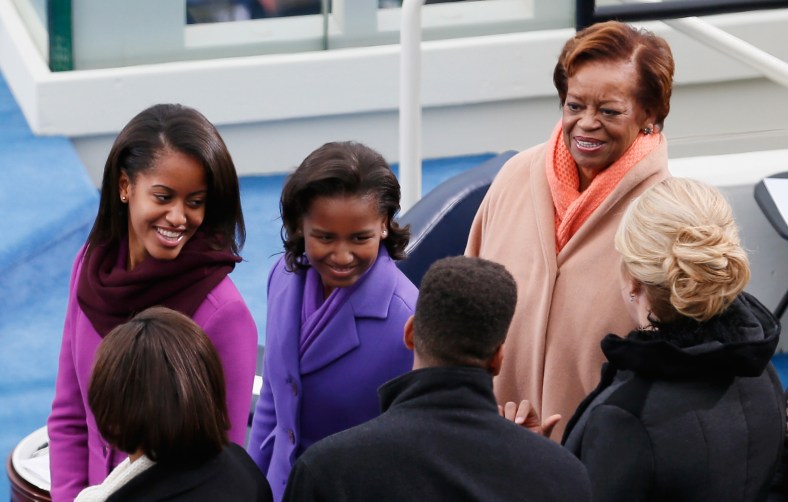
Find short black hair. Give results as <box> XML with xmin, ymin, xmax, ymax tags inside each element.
<box><xmin>279</xmin><ymin>141</ymin><xmax>410</xmax><ymax>271</ymax></box>
<box><xmin>88</xmin><ymin>306</ymin><xmax>229</xmax><ymax>466</ymax></box>
<box><xmin>413</xmin><ymin>256</ymin><xmax>517</xmax><ymax>367</ymax></box>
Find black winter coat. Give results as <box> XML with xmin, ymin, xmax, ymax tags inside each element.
<box><xmin>107</xmin><ymin>443</ymin><xmax>273</xmax><ymax>502</ymax></box>
<box><xmin>563</xmin><ymin>292</ymin><xmax>785</xmax><ymax>502</ymax></box>
<box><xmin>284</xmin><ymin>366</ymin><xmax>591</xmax><ymax>501</ymax></box>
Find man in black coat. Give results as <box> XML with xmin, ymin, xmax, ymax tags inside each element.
<box><xmin>283</xmin><ymin>256</ymin><xmax>591</xmax><ymax>501</ymax></box>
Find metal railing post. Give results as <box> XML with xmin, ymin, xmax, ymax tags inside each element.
<box><xmin>399</xmin><ymin>0</ymin><xmax>427</xmax><ymax>214</ymax></box>
<box><xmin>576</xmin><ymin>0</ymin><xmax>788</xmax><ymax>89</ymax></box>
<box><xmin>665</xmin><ymin>16</ymin><xmax>788</xmax><ymax>89</ymax></box>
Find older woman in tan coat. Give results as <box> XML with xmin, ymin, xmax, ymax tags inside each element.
<box><xmin>466</xmin><ymin>21</ymin><xmax>674</xmax><ymax>440</ymax></box>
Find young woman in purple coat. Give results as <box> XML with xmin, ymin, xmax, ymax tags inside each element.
<box><xmin>47</xmin><ymin>104</ymin><xmax>258</xmax><ymax>502</ymax></box>
<box><xmin>246</xmin><ymin>141</ymin><xmax>417</xmax><ymax>500</ymax></box>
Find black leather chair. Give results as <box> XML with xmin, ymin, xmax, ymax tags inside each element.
<box><xmin>754</xmin><ymin>171</ymin><xmax>788</xmax><ymax>319</ymax></box>
<box><xmin>397</xmin><ymin>151</ymin><xmax>517</xmax><ymax>287</ymax></box>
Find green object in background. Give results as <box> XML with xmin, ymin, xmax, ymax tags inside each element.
<box><xmin>47</xmin><ymin>0</ymin><xmax>73</xmax><ymax>72</ymax></box>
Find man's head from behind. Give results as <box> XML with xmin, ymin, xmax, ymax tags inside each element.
<box><xmin>405</xmin><ymin>256</ymin><xmax>517</xmax><ymax>374</ymax></box>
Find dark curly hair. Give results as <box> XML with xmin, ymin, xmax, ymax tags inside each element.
<box><xmin>280</xmin><ymin>141</ymin><xmax>410</xmax><ymax>271</ymax></box>
<box><xmin>88</xmin><ymin>103</ymin><xmax>245</xmax><ymax>255</ymax></box>
<box><xmin>413</xmin><ymin>256</ymin><xmax>517</xmax><ymax>367</ymax></box>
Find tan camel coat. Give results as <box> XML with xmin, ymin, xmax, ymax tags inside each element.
<box><xmin>466</xmin><ymin>138</ymin><xmax>670</xmax><ymax>440</ymax></box>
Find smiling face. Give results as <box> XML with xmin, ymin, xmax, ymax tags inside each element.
<box><xmin>301</xmin><ymin>195</ymin><xmax>387</xmax><ymax>298</ymax></box>
<box><xmin>120</xmin><ymin>149</ymin><xmax>208</xmax><ymax>270</ymax></box>
<box><xmin>562</xmin><ymin>60</ymin><xmax>655</xmax><ymax>190</ymax></box>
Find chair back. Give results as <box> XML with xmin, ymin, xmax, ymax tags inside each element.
<box><xmin>397</xmin><ymin>151</ymin><xmax>516</xmax><ymax>287</ymax></box>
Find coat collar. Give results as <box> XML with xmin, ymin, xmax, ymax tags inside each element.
<box><xmin>529</xmin><ymin>145</ymin><xmax>559</xmax><ymax>274</ymax></box>
<box><xmin>558</xmin><ymin>138</ymin><xmax>669</xmax><ymax>260</ymax></box>
<box><xmin>378</xmin><ymin>366</ymin><xmax>497</xmax><ymax>414</ymax></box>
<box><xmin>602</xmin><ymin>292</ymin><xmax>780</xmax><ymax>379</ymax></box>
<box><xmin>299</xmin><ymin>247</ymin><xmax>399</xmax><ymax>375</ymax></box>
<box><xmin>107</xmin><ymin>448</ymin><xmax>229</xmax><ymax>501</ymax></box>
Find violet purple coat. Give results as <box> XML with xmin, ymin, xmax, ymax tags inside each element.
<box><xmin>247</xmin><ymin>248</ymin><xmax>416</xmax><ymax>501</ymax></box>
<box><xmin>47</xmin><ymin>247</ymin><xmax>258</xmax><ymax>502</ymax></box>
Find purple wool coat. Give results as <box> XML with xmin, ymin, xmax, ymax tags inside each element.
<box><xmin>247</xmin><ymin>248</ymin><xmax>416</xmax><ymax>501</ymax></box>
<box><xmin>47</xmin><ymin>247</ymin><xmax>258</xmax><ymax>502</ymax></box>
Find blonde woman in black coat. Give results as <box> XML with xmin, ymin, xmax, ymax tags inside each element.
<box><xmin>562</xmin><ymin>177</ymin><xmax>785</xmax><ymax>502</ymax></box>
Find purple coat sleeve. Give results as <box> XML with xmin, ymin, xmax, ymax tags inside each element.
<box><xmin>48</xmin><ymin>249</ymin><xmax>91</xmax><ymax>502</ymax></box>
<box><xmin>247</xmin><ymin>341</ymin><xmax>278</xmax><ymax>472</ymax></box>
<box><xmin>246</xmin><ymin>264</ymin><xmax>280</xmax><ymax>473</ymax></box>
<box><xmin>193</xmin><ymin>277</ymin><xmax>258</xmax><ymax>446</ymax></box>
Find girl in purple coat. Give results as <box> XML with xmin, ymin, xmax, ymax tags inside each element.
<box><xmin>47</xmin><ymin>104</ymin><xmax>258</xmax><ymax>502</ymax></box>
<box><xmin>246</xmin><ymin>141</ymin><xmax>417</xmax><ymax>500</ymax></box>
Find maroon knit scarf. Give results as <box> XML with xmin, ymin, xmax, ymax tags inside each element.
<box><xmin>77</xmin><ymin>234</ymin><xmax>240</xmax><ymax>337</ymax></box>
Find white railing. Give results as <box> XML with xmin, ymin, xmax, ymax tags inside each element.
<box><xmin>398</xmin><ymin>0</ymin><xmax>426</xmax><ymax>213</ymax></box>
<box><xmin>616</xmin><ymin>0</ymin><xmax>788</xmax><ymax>88</ymax></box>
<box><xmin>664</xmin><ymin>16</ymin><xmax>788</xmax><ymax>89</ymax></box>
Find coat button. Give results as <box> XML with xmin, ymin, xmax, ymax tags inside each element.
<box><xmin>288</xmin><ymin>430</ymin><xmax>295</xmax><ymax>444</ymax></box>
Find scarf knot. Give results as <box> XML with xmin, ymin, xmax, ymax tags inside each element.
<box><xmin>77</xmin><ymin>234</ymin><xmax>240</xmax><ymax>336</ymax></box>
<box><xmin>545</xmin><ymin>121</ymin><xmax>661</xmax><ymax>252</ymax></box>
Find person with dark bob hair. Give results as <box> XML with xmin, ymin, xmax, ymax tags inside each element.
<box><xmin>467</xmin><ymin>20</ymin><xmax>674</xmax><ymax>440</ymax></box>
<box><xmin>48</xmin><ymin>104</ymin><xmax>258</xmax><ymax>501</ymax></box>
<box><xmin>283</xmin><ymin>257</ymin><xmax>591</xmax><ymax>501</ymax></box>
<box><xmin>247</xmin><ymin>141</ymin><xmax>417</xmax><ymax>500</ymax></box>
<box><xmin>74</xmin><ymin>307</ymin><xmax>272</xmax><ymax>501</ymax></box>
<box><xmin>562</xmin><ymin>178</ymin><xmax>785</xmax><ymax>500</ymax></box>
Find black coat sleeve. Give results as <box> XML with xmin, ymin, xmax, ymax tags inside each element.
<box><xmin>283</xmin><ymin>457</ymin><xmax>329</xmax><ymax>502</ymax></box>
<box><xmin>580</xmin><ymin>404</ymin><xmax>654</xmax><ymax>502</ymax></box>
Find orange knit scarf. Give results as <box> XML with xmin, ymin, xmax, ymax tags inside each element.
<box><xmin>545</xmin><ymin>121</ymin><xmax>661</xmax><ymax>253</ymax></box>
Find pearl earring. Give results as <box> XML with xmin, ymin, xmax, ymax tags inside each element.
<box><xmin>382</xmin><ymin>230</ymin><xmax>388</xmax><ymax>238</ymax></box>
<box><xmin>121</xmin><ymin>196</ymin><xmax>127</xmax><ymax>202</ymax></box>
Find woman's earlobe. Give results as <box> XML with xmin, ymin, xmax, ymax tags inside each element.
<box><xmin>119</xmin><ymin>170</ymin><xmax>130</xmax><ymax>192</ymax></box>
<box><xmin>628</xmin><ymin>279</ymin><xmax>644</xmax><ymax>303</ymax></box>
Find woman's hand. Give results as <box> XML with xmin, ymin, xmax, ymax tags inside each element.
<box><xmin>498</xmin><ymin>400</ymin><xmax>561</xmax><ymax>437</ymax></box>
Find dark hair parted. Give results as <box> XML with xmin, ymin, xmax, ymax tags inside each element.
<box><xmin>414</xmin><ymin>256</ymin><xmax>517</xmax><ymax>367</ymax></box>
<box><xmin>553</xmin><ymin>21</ymin><xmax>675</xmax><ymax>130</ymax></box>
<box><xmin>87</xmin><ymin>103</ymin><xmax>245</xmax><ymax>255</ymax></box>
<box><xmin>88</xmin><ymin>306</ymin><xmax>229</xmax><ymax>465</ymax></box>
<box><xmin>279</xmin><ymin>141</ymin><xmax>410</xmax><ymax>271</ymax></box>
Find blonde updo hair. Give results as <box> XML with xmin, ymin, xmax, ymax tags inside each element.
<box><xmin>615</xmin><ymin>178</ymin><xmax>750</xmax><ymax>323</ymax></box>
